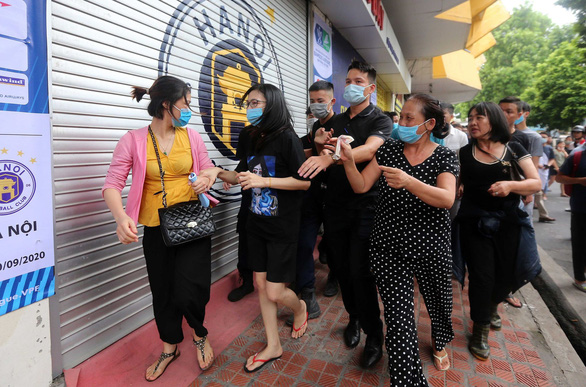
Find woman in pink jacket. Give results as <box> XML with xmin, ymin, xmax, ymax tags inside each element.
<box><xmin>103</xmin><ymin>76</ymin><xmax>222</xmax><ymax>381</ymax></box>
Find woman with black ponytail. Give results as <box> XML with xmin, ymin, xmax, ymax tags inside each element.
<box><xmin>103</xmin><ymin>75</ymin><xmax>222</xmax><ymax>381</ymax></box>
<box><xmin>337</xmin><ymin>94</ymin><xmax>458</xmax><ymax>385</ymax></box>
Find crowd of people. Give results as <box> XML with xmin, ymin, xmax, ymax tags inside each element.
<box><xmin>102</xmin><ymin>60</ymin><xmax>586</xmax><ymax>385</ymax></box>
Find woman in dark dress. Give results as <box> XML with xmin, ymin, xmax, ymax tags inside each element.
<box><xmin>457</xmin><ymin>102</ymin><xmax>541</xmax><ymax>361</ymax></box>
<box><xmin>339</xmin><ymin>94</ymin><xmax>458</xmax><ymax>385</ymax></box>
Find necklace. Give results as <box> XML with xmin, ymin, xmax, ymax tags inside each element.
<box><xmin>156</xmin><ymin>133</ymin><xmax>174</xmax><ymax>155</ymax></box>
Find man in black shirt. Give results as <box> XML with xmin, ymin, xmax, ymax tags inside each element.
<box><xmin>299</xmin><ymin>61</ymin><xmax>391</xmax><ymax>368</ymax></box>
<box><xmin>287</xmin><ymin>81</ymin><xmax>338</xmax><ymax>326</ymax></box>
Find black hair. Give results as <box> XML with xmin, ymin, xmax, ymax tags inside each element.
<box><xmin>309</xmin><ymin>80</ymin><xmax>334</xmax><ymax>93</ymax></box>
<box><xmin>347</xmin><ymin>60</ymin><xmax>376</xmax><ymax>84</ymax></box>
<box><xmin>498</xmin><ymin>96</ymin><xmax>523</xmax><ymax>113</ymax></box>
<box><xmin>305</xmin><ymin>106</ymin><xmax>312</xmax><ymax>116</ymax></box>
<box><xmin>468</xmin><ymin>102</ymin><xmax>511</xmax><ymax>144</ymax></box>
<box><xmin>384</xmin><ymin>111</ymin><xmax>398</xmax><ymax>119</ymax></box>
<box><xmin>521</xmin><ymin>101</ymin><xmax>531</xmax><ymax>113</ymax></box>
<box><xmin>407</xmin><ymin>93</ymin><xmax>449</xmax><ymax>139</ymax></box>
<box><xmin>132</xmin><ymin>76</ymin><xmax>191</xmax><ymax>119</ymax></box>
<box><xmin>440</xmin><ymin>102</ymin><xmax>455</xmax><ymax>115</ymax></box>
<box><xmin>240</xmin><ymin>83</ymin><xmax>294</xmax><ymax>151</ymax></box>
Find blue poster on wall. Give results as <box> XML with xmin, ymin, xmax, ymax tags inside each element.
<box><xmin>0</xmin><ymin>0</ymin><xmax>55</xmax><ymax>316</ymax></box>
<box><xmin>0</xmin><ymin>0</ymin><xmax>49</xmax><ymax>114</ymax></box>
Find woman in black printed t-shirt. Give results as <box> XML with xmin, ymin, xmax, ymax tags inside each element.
<box><xmin>215</xmin><ymin>84</ymin><xmax>310</xmax><ymax>373</ymax></box>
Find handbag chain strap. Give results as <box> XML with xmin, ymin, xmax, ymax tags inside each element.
<box><xmin>148</xmin><ymin>125</ymin><xmax>168</xmax><ymax>208</ymax></box>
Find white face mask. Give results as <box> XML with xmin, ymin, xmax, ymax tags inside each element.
<box><xmin>307</xmin><ymin>117</ymin><xmax>318</xmax><ymax>131</ymax></box>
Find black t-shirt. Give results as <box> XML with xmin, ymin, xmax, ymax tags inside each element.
<box><xmin>325</xmin><ymin>104</ymin><xmax>392</xmax><ymax>209</ymax></box>
<box><xmin>459</xmin><ymin>142</ymin><xmax>530</xmax><ymax>212</ymax></box>
<box><xmin>510</xmin><ymin>130</ymin><xmax>531</xmax><ymax>155</ymax></box>
<box><xmin>560</xmin><ymin>150</ymin><xmax>586</xmax><ymax>214</ymax></box>
<box><xmin>306</xmin><ymin>114</ymin><xmax>337</xmax><ymax>195</ymax></box>
<box><xmin>235</xmin><ymin>127</ymin><xmax>307</xmax><ymax>241</ymax></box>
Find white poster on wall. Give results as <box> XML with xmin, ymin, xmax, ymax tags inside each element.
<box><xmin>0</xmin><ymin>0</ymin><xmax>54</xmax><ymax>316</ymax></box>
<box><xmin>312</xmin><ymin>12</ymin><xmax>332</xmax><ymax>82</ymax></box>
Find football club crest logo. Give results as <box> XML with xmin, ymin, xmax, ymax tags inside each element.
<box><xmin>0</xmin><ymin>160</ymin><xmax>36</xmax><ymax>216</ymax></box>
<box><xmin>158</xmin><ymin>0</ymin><xmax>284</xmax><ymax>160</ymax></box>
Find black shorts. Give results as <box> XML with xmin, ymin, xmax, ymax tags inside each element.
<box><xmin>247</xmin><ymin>231</ymin><xmax>297</xmax><ymax>283</ymax></box>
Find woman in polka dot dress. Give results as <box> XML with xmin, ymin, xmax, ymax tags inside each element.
<box><xmin>337</xmin><ymin>94</ymin><xmax>459</xmax><ymax>385</ymax></box>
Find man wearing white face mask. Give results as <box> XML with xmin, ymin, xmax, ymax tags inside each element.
<box><xmin>298</xmin><ymin>61</ymin><xmax>391</xmax><ymax>369</ymax></box>
<box><xmin>306</xmin><ymin>108</ymin><xmax>318</xmax><ymax>130</ymax></box>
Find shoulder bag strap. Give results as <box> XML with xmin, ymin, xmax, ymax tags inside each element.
<box><xmin>475</xmin><ymin>143</ymin><xmax>508</xmax><ymax>164</ymax></box>
<box><xmin>505</xmin><ymin>143</ymin><xmax>518</xmax><ymax>160</ymax></box>
<box><xmin>147</xmin><ymin>125</ymin><xmax>168</xmax><ymax>208</ymax></box>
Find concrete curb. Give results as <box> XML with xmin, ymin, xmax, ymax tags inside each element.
<box><xmin>515</xmin><ymin>246</ymin><xmax>586</xmax><ymax>386</ymax></box>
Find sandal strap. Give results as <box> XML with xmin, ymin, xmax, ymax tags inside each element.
<box><xmin>193</xmin><ymin>336</ymin><xmax>207</xmax><ymax>362</ymax></box>
<box><xmin>152</xmin><ymin>347</ymin><xmax>177</xmax><ymax>374</ymax></box>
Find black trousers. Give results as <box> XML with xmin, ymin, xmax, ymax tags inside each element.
<box><xmin>143</xmin><ymin>226</ymin><xmax>211</xmax><ymax>344</ymax></box>
<box><xmin>571</xmin><ymin>212</ymin><xmax>586</xmax><ymax>282</ymax></box>
<box><xmin>324</xmin><ymin>206</ymin><xmax>383</xmax><ymax>337</ymax></box>
<box><xmin>459</xmin><ymin>218</ymin><xmax>520</xmax><ymax>324</ymax></box>
<box><xmin>236</xmin><ymin>213</ymin><xmax>251</xmax><ymax>277</ymax></box>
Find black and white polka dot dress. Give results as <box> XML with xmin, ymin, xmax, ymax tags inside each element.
<box><xmin>370</xmin><ymin>139</ymin><xmax>459</xmax><ymax>386</ymax></box>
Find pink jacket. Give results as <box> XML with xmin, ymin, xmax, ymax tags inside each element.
<box><xmin>102</xmin><ymin>126</ymin><xmax>219</xmax><ymax>224</ymax></box>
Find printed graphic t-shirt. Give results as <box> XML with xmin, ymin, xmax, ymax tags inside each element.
<box><xmin>235</xmin><ymin>127</ymin><xmax>307</xmax><ymax>242</ymax></box>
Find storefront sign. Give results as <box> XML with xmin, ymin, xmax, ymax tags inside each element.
<box><xmin>158</xmin><ymin>0</ymin><xmax>284</xmax><ymax>162</ymax></box>
<box><xmin>312</xmin><ymin>12</ymin><xmax>333</xmax><ymax>82</ymax></box>
<box><xmin>0</xmin><ymin>0</ymin><xmax>55</xmax><ymax>316</ymax></box>
<box><xmin>366</xmin><ymin>0</ymin><xmax>384</xmax><ymax>30</ymax></box>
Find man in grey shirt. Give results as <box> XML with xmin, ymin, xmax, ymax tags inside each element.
<box><xmin>516</xmin><ymin>100</ymin><xmax>554</xmax><ymax>221</ymax></box>
<box><xmin>500</xmin><ymin>97</ymin><xmax>543</xmax><ymax>222</ymax></box>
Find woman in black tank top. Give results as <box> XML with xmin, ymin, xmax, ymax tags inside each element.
<box><xmin>457</xmin><ymin>102</ymin><xmax>541</xmax><ymax>361</ymax></box>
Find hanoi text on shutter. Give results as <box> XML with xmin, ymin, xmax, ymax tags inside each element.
<box><xmin>158</xmin><ymin>0</ymin><xmax>284</xmax><ymax>160</ymax></box>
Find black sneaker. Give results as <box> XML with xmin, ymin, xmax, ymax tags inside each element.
<box><xmin>227</xmin><ymin>274</ymin><xmax>254</xmax><ymax>302</ymax></box>
<box><xmin>286</xmin><ymin>287</ymin><xmax>321</xmax><ymax>326</ymax></box>
<box><xmin>323</xmin><ymin>273</ymin><xmax>338</xmax><ymax>297</ymax></box>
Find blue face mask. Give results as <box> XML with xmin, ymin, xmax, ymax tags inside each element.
<box><xmin>247</xmin><ymin>107</ymin><xmax>263</xmax><ymax>125</ymax></box>
<box><xmin>172</xmin><ymin>105</ymin><xmax>191</xmax><ymax>127</ymax></box>
<box><xmin>514</xmin><ymin>114</ymin><xmax>525</xmax><ymax>125</ymax></box>
<box><xmin>541</xmin><ymin>137</ymin><xmax>547</xmax><ymax>144</ymax></box>
<box><xmin>396</xmin><ymin>119</ymin><xmax>431</xmax><ymax>144</ymax></box>
<box><xmin>343</xmin><ymin>84</ymin><xmax>371</xmax><ymax>106</ymax></box>
<box><xmin>393</xmin><ymin>122</ymin><xmax>399</xmax><ymax>130</ymax></box>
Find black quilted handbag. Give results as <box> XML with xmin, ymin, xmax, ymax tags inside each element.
<box><xmin>148</xmin><ymin>126</ymin><xmax>216</xmax><ymax>246</ymax></box>
<box><xmin>158</xmin><ymin>200</ymin><xmax>215</xmax><ymax>246</ymax></box>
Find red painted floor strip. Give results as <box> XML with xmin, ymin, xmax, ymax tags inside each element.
<box><xmin>63</xmin><ymin>270</ymin><xmax>260</xmax><ymax>387</ymax></box>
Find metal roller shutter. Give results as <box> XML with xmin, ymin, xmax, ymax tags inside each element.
<box><xmin>51</xmin><ymin>0</ymin><xmax>308</xmax><ymax>368</ymax></box>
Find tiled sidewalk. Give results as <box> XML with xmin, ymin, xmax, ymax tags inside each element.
<box><xmin>190</xmin><ymin>263</ymin><xmax>556</xmax><ymax>386</ymax></box>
